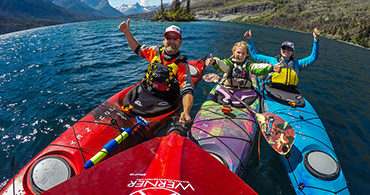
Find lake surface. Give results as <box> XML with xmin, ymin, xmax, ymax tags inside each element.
<box><xmin>1</xmin><ymin>19</ymin><xmax>369</xmax><ymax>194</ymax></box>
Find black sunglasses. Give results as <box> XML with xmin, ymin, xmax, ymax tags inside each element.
<box><xmin>281</xmin><ymin>46</ymin><xmax>293</xmax><ymax>51</ymax></box>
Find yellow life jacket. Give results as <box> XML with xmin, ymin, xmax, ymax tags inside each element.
<box><xmin>271</xmin><ymin>59</ymin><xmax>298</xmax><ymax>87</ymax></box>
<box><xmin>271</xmin><ymin>68</ymin><xmax>299</xmax><ymax>86</ymax></box>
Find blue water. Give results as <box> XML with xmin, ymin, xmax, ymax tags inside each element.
<box><xmin>1</xmin><ymin>19</ymin><xmax>370</xmax><ymax>194</ymax></box>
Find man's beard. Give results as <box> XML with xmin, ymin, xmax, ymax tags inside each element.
<box><xmin>165</xmin><ymin>44</ymin><xmax>178</xmax><ymax>54</ymax></box>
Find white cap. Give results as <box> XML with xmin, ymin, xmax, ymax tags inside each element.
<box><xmin>163</xmin><ymin>25</ymin><xmax>181</xmax><ymax>37</ymax></box>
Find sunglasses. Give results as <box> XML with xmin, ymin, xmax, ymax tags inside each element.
<box><xmin>281</xmin><ymin>46</ymin><xmax>293</xmax><ymax>51</ymax></box>
<box><xmin>165</xmin><ymin>35</ymin><xmax>180</xmax><ymax>41</ymax></box>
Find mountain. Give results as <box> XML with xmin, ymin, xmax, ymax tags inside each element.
<box><xmin>48</xmin><ymin>0</ymin><xmax>105</xmax><ymax>17</ymax></box>
<box><xmin>0</xmin><ymin>0</ymin><xmax>123</xmax><ymax>35</ymax></box>
<box><xmin>81</xmin><ymin>0</ymin><xmax>123</xmax><ymax>18</ymax></box>
<box><xmin>0</xmin><ymin>0</ymin><xmax>101</xmax><ymax>22</ymax></box>
<box><xmin>190</xmin><ymin>0</ymin><xmax>370</xmax><ymax>48</ymax></box>
<box><xmin>116</xmin><ymin>2</ymin><xmax>160</xmax><ymax>15</ymax></box>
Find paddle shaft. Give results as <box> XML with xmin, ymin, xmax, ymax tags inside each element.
<box><xmin>84</xmin><ymin>116</ymin><xmax>148</xmax><ymax>169</ymax></box>
<box><xmin>84</xmin><ymin>128</ymin><xmax>131</xmax><ymax>169</ymax></box>
<box><xmin>258</xmin><ymin>79</ymin><xmax>266</xmax><ymax>161</ymax></box>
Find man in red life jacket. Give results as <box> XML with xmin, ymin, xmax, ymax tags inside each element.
<box><xmin>119</xmin><ymin>19</ymin><xmax>194</xmax><ymax>124</ymax></box>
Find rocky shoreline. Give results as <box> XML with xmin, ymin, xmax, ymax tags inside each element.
<box><xmin>194</xmin><ymin>2</ymin><xmax>276</xmax><ymax>21</ymax></box>
<box><xmin>192</xmin><ymin>0</ymin><xmax>369</xmax><ymax>48</ymax></box>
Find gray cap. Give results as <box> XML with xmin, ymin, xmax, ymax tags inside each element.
<box><xmin>281</xmin><ymin>41</ymin><xmax>295</xmax><ymax>51</ymax></box>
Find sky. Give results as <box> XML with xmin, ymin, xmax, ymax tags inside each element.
<box><xmin>108</xmin><ymin>0</ymin><xmax>173</xmax><ymax>7</ymax></box>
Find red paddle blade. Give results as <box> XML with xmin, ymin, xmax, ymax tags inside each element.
<box><xmin>257</xmin><ymin>112</ymin><xmax>295</xmax><ymax>155</ymax></box>
<box><xmin>44</xmin><ymin>134</ymin><xmax>257</xmax><ymax>195</ymax></box>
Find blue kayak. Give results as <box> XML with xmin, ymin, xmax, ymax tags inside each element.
<box><xmin>260</xmin><ymin>82</ymin><xmax>349</xmax><ymax>194</ymax></box>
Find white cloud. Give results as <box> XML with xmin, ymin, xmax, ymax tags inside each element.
<box><xmin>109</xmin><ymin>0</ymin><xmax>172</xmax><ymax>7</ymax></box>
<box><xmin>140</xmin><ymin>0</ymin><xmax>148</xmax><ymax>6</ymax></box>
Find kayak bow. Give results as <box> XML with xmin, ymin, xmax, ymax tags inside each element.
<box><xmin>43</xmin><ymin>133</ymin><xmax>258</xmax><ymax>195</ymax></box>
<box><xmin>1</xmin><ymin>58</ymin><xmax>205</xmax><ymax>195</ymax></box>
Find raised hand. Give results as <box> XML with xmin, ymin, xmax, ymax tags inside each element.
<box><xmin>205</xmin><ymin>53</ymin><xmax>215</xmax><ymax>66</ymax></box>
<box><xmin>244</xmin><ymin>30</ymin><xmax>252</xmax><ymax>40</ymax></box>
<box><xmin>119</xmin><ymin>18</ymin><xmax>131</xmax><ymax>34</ymax></box>
<box><xmin>313</xmin><ymin>28</ymin><xmax>320</xmax><ymax>41</ymax></box>
<box><xmin>273</xmin><ymin>61</ymin><xmax>283</xmax><ymax>73</ymax></box>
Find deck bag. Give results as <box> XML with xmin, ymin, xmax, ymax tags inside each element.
<box><xmin>123</xmin><ymin>82</ymin><xmax>181</xmax><ymax>117</ymax></box>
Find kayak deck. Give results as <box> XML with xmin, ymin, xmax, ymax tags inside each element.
<box><xmin>189</xmin><ymin>76</ymin><xmax>259</xmax><ymax>177</ymax></box>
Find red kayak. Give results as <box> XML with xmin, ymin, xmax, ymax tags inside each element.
<box><xmin>1</xmin><ymin>58</ymin><xmax>205</xmax><ymax>195</ymax></box>
<box><xmin>43</xmin><ymin>133</ymin><xmax>257</xmax><ymax>195</ymax></box>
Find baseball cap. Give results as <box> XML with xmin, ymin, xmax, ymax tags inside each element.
<box><xmin>281</xmin><ymin>41</ymin><xmax>295</xmax><ymax>51</ymax></box>
<box><xmin>163</xmin><ymin>25</ymin><xmax>181</xmax><ymax>37</ymax></box>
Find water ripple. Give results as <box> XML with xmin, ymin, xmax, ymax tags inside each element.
<box><xmin>0</xmin><ymin>19</ymin><xmax>369</xmax><ymax>195</ymax></box>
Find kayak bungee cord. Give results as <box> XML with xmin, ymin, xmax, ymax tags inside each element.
<box><xmin>273</xmin><ymin>107</ymin><xmax>318</xmax><ymax>118</ymax></box>
<box><xmin>49</xmin><ymin>144</ymin><xmax>102</xmax><ymax>154</ymax></box>
<box><xmin>89</xmin><ymin>104</ymin><xmax>152</xmax><ymax>141</ymax></box>
<box><xmin>273</xmin><ymin>111</ymin><xmax>322</xmax><ymax>129</ymax></box>
<box><xmin>191</xmin><ymin>105</ymin><xmax>255</xmax><ymax>173</ymax></box>
<box><xmin>193</xmin><ymin>107</ymin><xmax>255</xmax><ymax>140</ymax></box>
<box><xmin>70</xmin><ymin>124</ymin><xmax>87</xmax><ymax>163</ymax></box>
<box><xmin>49</xmin><ymin>121</ymin><xmax>116</xmax><ymax>164</ymax></box>
<box><xmin>292</xmin><ymin>170</ymin><xmax>348</xmax><ymax>194</ymax></box>
<box><xmin>42</xmin><ymin>100</ymin><xmax>155</xmax><ymax>171</ymax></box>
<box><xmin>191</xmin><ymin>123</ymin><xmax>254</xmax><ymax>145</ymax></box>
<box><xmin>84</xmin><ymin>116</ymin><xmax>148</xmax><ymax>169</ymax></box>
<box><xmin>201</xmin><ymin>101</ymin><xmax>258</xmax><ymax>119</ymax></box>
<box><xmin>295</xmin><ymin>132</ymin><xmax>336</xmax><ymax>154</ymax></box>
<box><xmin>190</xmin><ymin>125</ymin><xmax>250</xmax><ymax>172</ymax></box>
<box><xmin>100</xmin><ymin>104</ymin><xmax>151</xmax><ymax>141</ymax></box>
<box><xmin>48</xmin><ymin>106</ymin><xmax>149</xmax><ymax>166</ymax></box>
<box><xmin>271</xmin><ymin>110</ymin><xmax>335</xmax><ymax>152</ymax></box>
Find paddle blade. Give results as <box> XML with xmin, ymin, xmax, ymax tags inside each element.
<box><xmin>256</xmin><ymin>113</ymin><xmax>295</xmax><ymax>155</ymax></box>
<box><xmin>43</xmin><ymin>134</ymin><xmax>257</xmax><ymax>195</ymax></box>
<box><xmin>203</xmin><ymin>73</ymin><xmax>220</xmax><ymax>83</ymax></box>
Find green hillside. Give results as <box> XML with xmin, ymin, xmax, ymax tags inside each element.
<box><xmin>191</xmin><ymin>0</ymin><xmax>370</xmax><ymax>48</ymax></box>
